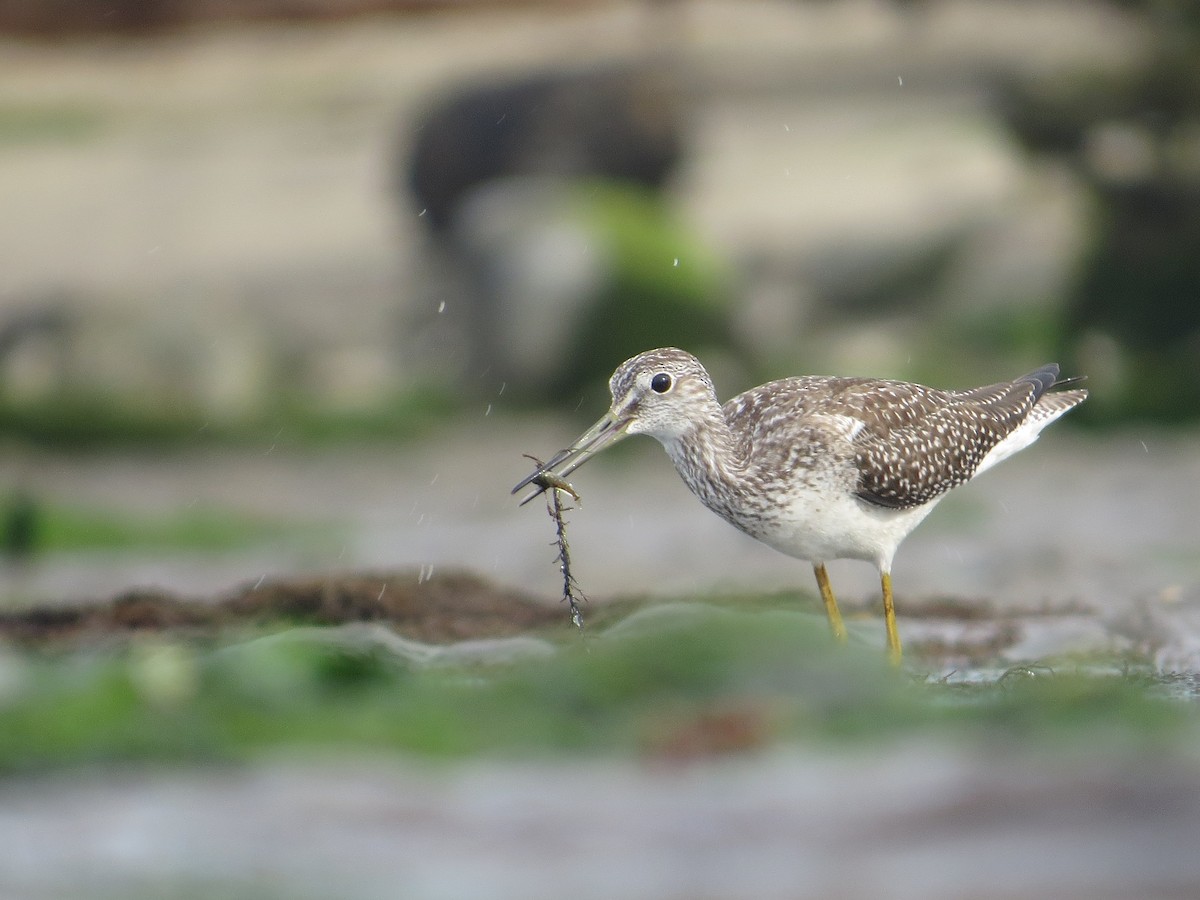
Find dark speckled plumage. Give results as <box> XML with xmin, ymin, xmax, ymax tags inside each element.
<box><xmin>724</xmin><ymin>364</ymin><xmax>1071</xmax><ymax>510</ymax></box>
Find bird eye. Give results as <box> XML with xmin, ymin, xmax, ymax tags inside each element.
<box><xmin>651</xmin><ymin>373</ymin><xmax>672</xmax><ymax>393</ymax></box>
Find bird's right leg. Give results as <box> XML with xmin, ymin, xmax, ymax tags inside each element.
<box><xmin>813</xmin><ymin>562</ymin><xmax>847</xmax><ymax>642</ymax></box>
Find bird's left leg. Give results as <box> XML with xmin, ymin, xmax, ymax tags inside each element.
<box><xmin>881</xmin><ymin>570</ymin><xmax>902</xmax><ymax>666</ymax></box>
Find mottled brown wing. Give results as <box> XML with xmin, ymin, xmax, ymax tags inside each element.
<box><xmin>722</xmin><ymin>367</ymin><xmax>1060</xmax><ymax>510</ymax></box>
<box><xmin>849</xmin><ymin>374</ymin><xmax>1049</xmax><ymax>509</ymax></box>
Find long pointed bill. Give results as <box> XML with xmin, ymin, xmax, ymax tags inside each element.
<box><xmin>512</xmin><ymin>411</ymin><xmax>632</xmax><ymax>506</ymax></box>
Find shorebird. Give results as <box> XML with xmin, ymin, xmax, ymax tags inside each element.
<box><xmin>513</xmin><ymin>348</ymin><xmax>1087</xmax><ymax>663</ymax></box>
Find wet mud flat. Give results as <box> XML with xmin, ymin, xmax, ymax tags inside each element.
<box><xmin>2</xmin><ymin>422</ymin><xmax>1196</xmax><ymax>899</ymax></box>
<box><xmin>8</xmin><ymin>430</ymin><xmax>1200</xmax><ymax>676</ymax></box>
<box><xmin>0</xmin><ymin>565</ymin><xmax>1178</xmax><ymax>675</ymax></box>
<box><xmin>1</xmin><ymin>570</ymin><xmax>1200</xmax><ymax>899</ymax></box>
<box><xmin>0</xmin><ymin>569</ymin><xmax>562</xmax><ymax>648</ymax></box>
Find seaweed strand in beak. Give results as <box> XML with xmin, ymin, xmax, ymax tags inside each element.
<box><xmin>512</xmin><ymin>412</ymin><xmax>630</xmax><ymax>505</ymax></box>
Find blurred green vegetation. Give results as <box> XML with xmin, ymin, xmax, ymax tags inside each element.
<box><xmin>553</xmin><ymin>182</ymin><xmax>736</xmax><ymax>399</ymax></box>
<box><xmin>12</xmin><ymin>500</ymin><xmax>308</xmax><ymax>555</ymax></box>
<box><xmin>0</xmin><ymin>103</ymin><xmax>106</xmax><ymax>145</ymax></box>
<box><xmin>0</xmin><ymin>604</ymin><xmax>1190</xmax><ymax>775</ymax></box>
<box><xmin>0</xmin><ymin>384</ymin><xmax>459</xmax><ymax>449</ymax></box>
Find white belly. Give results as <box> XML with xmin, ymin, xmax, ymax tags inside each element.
<box><xmin>717</xmin><ymin>482</ymin><xmax>937</xmax><ymax>571</ymax></box>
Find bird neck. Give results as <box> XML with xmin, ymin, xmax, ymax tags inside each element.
<box><xmin>661</xmin><ymin>401</ymin><xmax>747</xmax><ymax>503</ymax></box>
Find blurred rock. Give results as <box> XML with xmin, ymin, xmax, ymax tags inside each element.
<box><xmin>991</xmin><ymin>0</ymin><xmax>1200</xmax><ymax>422</ymax></box>
<box><xmin>405</xmin><ymin>63</ymin><xmax>684</xmax><ymax>234</ymax></box>
<box><xmin>399</xmin><ymin>60</ymin><xmax>739</xmax><ymax>399</ymax></box>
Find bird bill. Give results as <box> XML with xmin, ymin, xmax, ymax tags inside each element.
<box><xmin>512</xmin><ymin>412</ymin><xmax>631</xmax><ymax>505</ymax></box>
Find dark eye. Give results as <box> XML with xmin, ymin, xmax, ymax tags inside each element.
<box><xmin>651</xmin><ymin>373</ymin><xmax>672</xmax><ymax>393</ymax></box>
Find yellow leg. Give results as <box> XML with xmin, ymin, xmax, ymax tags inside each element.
<box><xmin>881</xmin><ymin>570</ymin><xmax>902</xmax><ymax>666</ymax></box>
<box><xmin>813</xmin><ymin>563</ymin><xmax>847</xmax><ymax>643</ymax></box>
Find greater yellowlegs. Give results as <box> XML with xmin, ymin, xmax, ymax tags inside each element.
<box><xmin>513</xmin><ymin>348</ymin><xmax>1088</xmax><ymax>663</ymax></box>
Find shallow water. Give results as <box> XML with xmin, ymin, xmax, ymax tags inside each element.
<box><xmin>3</xmin><ymin>746</ymin><xmax>1200</xmax><ymax>900</ymax></box>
